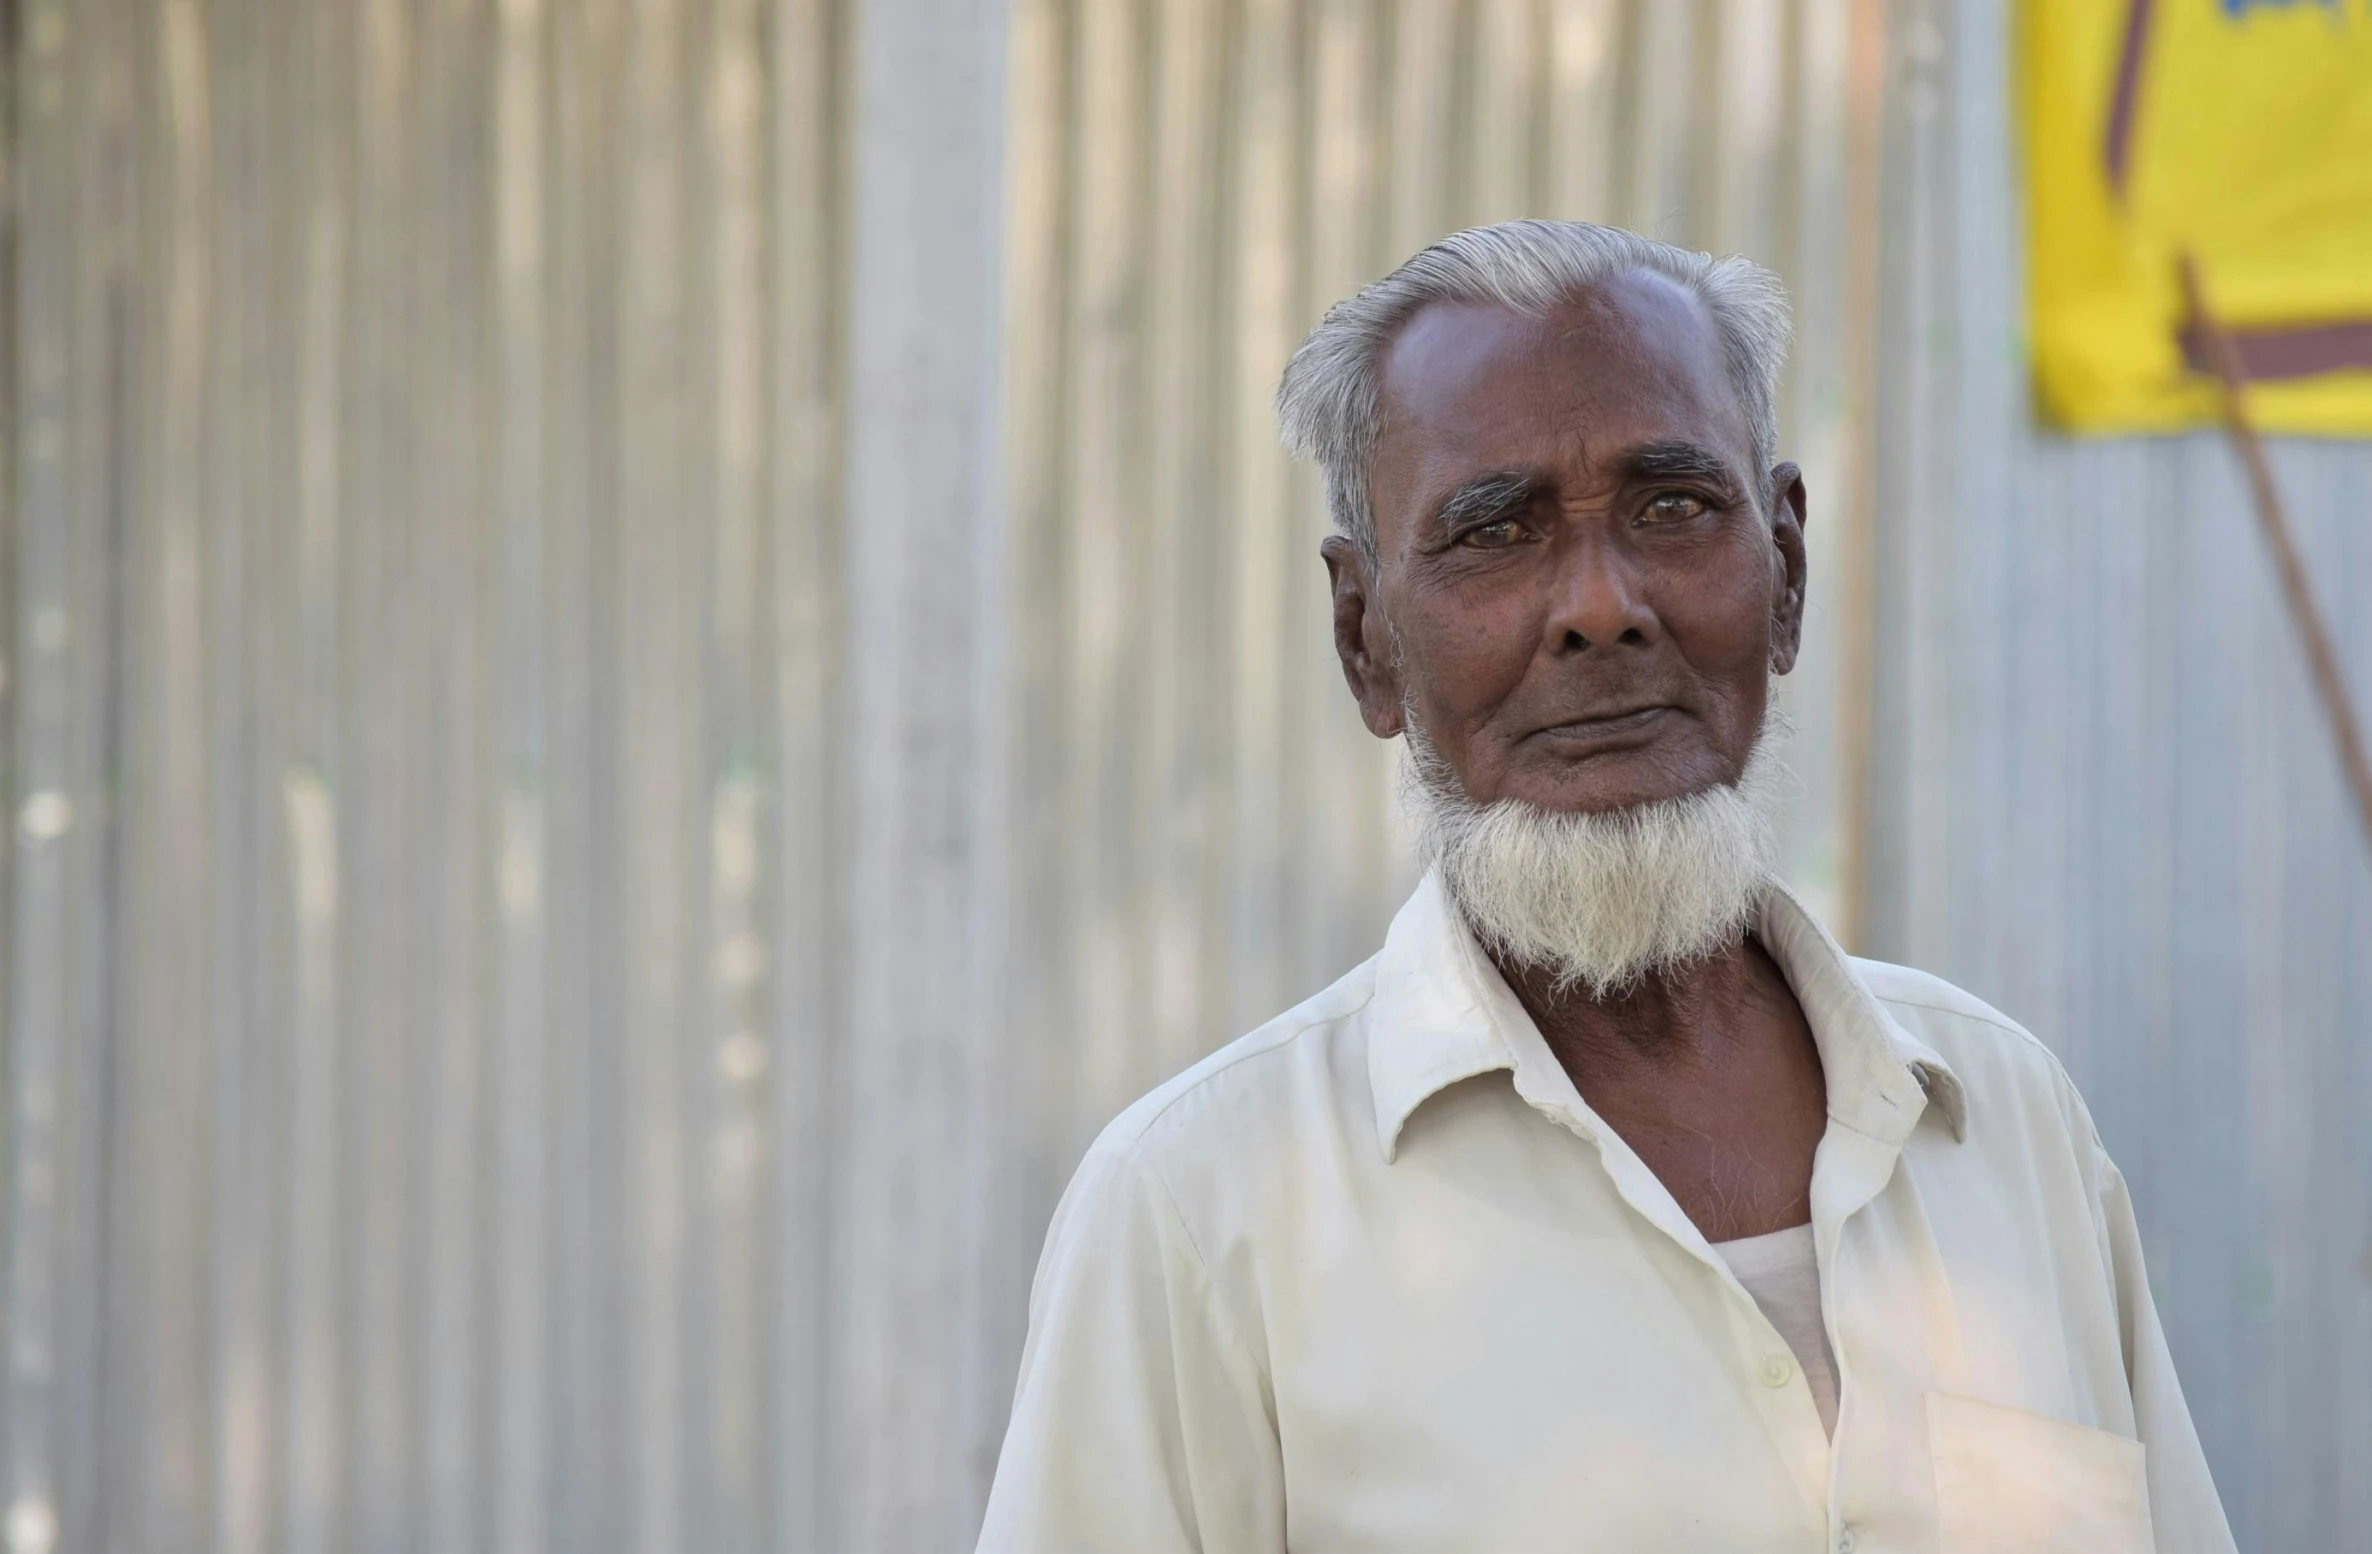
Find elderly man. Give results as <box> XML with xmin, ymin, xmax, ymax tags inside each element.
<box><xmin>977</xmin><ymin>221</ymin><xmax>2233</xmax><ymax>1553</ymax></box>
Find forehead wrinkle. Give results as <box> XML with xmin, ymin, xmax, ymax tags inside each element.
<box><xmin>1373</xmin><ymin>288</ymin><xmax>1758</xmax><ymax>544</ymax></box>
<box><xmin>1613</xmin><ymin>437</ymin><xmax>1739</xmax><ymax>483</ymax></box>
<box><xmin>1526</xmin><ymin>419</ymin><xmax>1743</xmax><ymax>495</ymax></box>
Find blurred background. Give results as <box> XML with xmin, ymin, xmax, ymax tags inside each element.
<box><xmin>2</xmin><ymin>0</ymin><xmax>2367</xmax><ymax>1550</ymax></box>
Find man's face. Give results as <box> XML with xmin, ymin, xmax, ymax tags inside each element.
<box><xmin>1324</xmin><ymin>270</ymin><xmax>1808</xmax><ymax>816</ymax></box>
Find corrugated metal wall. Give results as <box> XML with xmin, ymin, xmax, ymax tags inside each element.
<box><xmin>3</xmin><ymin>0</ymin><xmax>2362</xmax><ymax>1550</ymax></box>
<box><xmin>4</xmin><ymin>0</ymin><xmax>855</xmax><ymax>1547</ymax></box>
<box><xmin>1864</xmin><ymin>2</ymin><xmax>2372</xmax><ymax>1547</ymax></box>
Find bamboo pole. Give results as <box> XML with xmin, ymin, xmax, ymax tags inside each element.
<box><xmin>2179</xmin><ymin>254</ymin><xmax>2372</xmax><ymax>855</ymax></box>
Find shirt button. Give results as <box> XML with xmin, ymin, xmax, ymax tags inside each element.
<box><xmin>1757</xmin><ymin>1352</ymin><xmax>1795</xmax><ymax>1388</ymax></box>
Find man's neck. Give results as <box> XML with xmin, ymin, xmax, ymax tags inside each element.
<box><xmin>1500</xmin><ymin>935</ymin><xmax>1792</xmax><ymax>1081</ymax></box>
<box><xmin>1495</xmin><ymin>934</ymin><xmax>1830</xmax><ymax>1240</ymax></box>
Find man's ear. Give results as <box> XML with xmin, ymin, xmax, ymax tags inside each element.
<box><xmin>1320</xmin><ymin>535</ymin><xmax>1406</xmax><ymax>738</ymax></box>
<box><xmin>1765</xmin><ymin>463</ymin><xmax>1809</xmax><ymax>676</ymax></box>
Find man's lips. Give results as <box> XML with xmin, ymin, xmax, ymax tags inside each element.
<box><xmin>1530</xmin><ymin>705</ymin><xmax>1676</xmax><ymax>743</ymax></box>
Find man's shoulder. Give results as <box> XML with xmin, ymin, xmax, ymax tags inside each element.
<box><xmin>1849</xmin><ymin>955</ymin><xmax>2094</xmax><ymax>1137</ymax></box>
<box><xmin>1094</xmin><ymin>955</ymin><xmax>1383</xmax><ymax>1172</ymax></box>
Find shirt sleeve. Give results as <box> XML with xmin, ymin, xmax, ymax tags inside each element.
<box><xmin>976</xmin><ymin>1135</ymin><xmax>1287</xmax><ymax>1554</ymax></box>
<box><xmin>2095</xmin><ymin>1150</ymin><xmax>2238</xmax><ymax>1554</ymax></box>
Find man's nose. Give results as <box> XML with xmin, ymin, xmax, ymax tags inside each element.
<box><xmin>1544</xmin><ymin>535</ymin><xmax>1660</xmax><ymax>652</ymax></box>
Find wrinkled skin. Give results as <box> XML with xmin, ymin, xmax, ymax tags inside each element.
<box><xmin>1320</xmin><ymin>271</ymin><xmax>1826</xmax><ymax>1242</ymax></box>
<box><xmin>1322</xmin><ymin>269</ymin><xmax>1807</xmax><ymax>818</ymax></box>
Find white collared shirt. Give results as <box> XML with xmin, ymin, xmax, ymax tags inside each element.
<box><xmin>978</xmin><ymin>876</ymin><xmax>2236</xmax><ymax>1554</ymax></box>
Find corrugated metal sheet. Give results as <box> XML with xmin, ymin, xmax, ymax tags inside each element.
<box><xmin>3</xmin><ymin>0</ymin><xmax>2361</xmax><ymax>1550</ymax></box>
<box><xmin>1863</xmin><ymin>4</ymin><xmax>2372</xmax><ymax>1548</ymax></box>
<box><xmin>4</xmin><ymin>0</ymin><xmax>853</xmax><ymax>1547</ymax></box>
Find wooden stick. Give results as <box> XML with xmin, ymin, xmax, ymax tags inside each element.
<box><xmin>2179</xmin><ymin>254</ymin><xmax>2372</xmax><ymax>854</ymax></box>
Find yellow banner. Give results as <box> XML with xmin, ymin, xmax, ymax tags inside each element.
<box><xmin>2025</xmin><ymin>0</ymin><xmax>2372</xmax><ymax>432</ymax></box>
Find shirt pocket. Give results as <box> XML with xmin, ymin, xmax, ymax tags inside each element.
<box><xmin>1927</xmin><ymin>1391</ymin><xmax>2153</xmax><ymax>1554</ymax></box>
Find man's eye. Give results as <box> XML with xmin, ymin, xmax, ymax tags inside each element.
<box><xmin>1641</xmin><ymin>493</ymin><xmax>1709</xmax><ymax>523</ymax></box>
<box><xmin>1461</xmin><ymin>518</ymin><xmax>1525</xmax><ymax>548</ymax></box>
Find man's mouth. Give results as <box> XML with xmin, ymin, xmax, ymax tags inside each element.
<box><xmin>1531</xmin><ymin>705</ymin><xmax>1675</xmax><ymax>742</ymax></box>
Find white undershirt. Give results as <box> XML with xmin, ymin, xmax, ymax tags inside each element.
<box><xmin>1713</xmin><ymin>1222</ymin><xmax>1839</xmax><ymax>1436</ymax></box>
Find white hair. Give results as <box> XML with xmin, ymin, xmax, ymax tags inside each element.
<box><xmin>1276</xmin><ymin>219</ymin><xmax>1793</xmax><ymax>568</ymax></box>
<box><xmin>1400</xmin><ymin>714</ymin><xmax>1788</xmax><ymax>1001</ymax></box>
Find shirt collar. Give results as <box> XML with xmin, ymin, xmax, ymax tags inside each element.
<box><xmin>1367</xmin><ymin>873</ymin><xmax>1968</xmax><ymax>1162</ymax></box>
<box><xmin>1365</xmin><ymin>874</ymin><xmax>1524</xmax><ymax>1161</ymax></box>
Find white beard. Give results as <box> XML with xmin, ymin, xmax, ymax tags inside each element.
<box><xmin>1400</xmin><ymin>713</ymin><xmax>1788</xmax><ymax>1000</ymax></box>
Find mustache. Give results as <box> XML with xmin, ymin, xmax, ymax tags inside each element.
<box><xmin>1398</xmin><ymin>699</ymin><xmax>1798</xmax><ymax>802</ymax></box>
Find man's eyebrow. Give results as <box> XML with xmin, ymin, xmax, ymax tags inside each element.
<box><xmin>1431</xmin><ymin>470</ymin><xmax>1540</xmax><ymax>530</ymax></box>
<box><xmin>1611</xmin><ymin>439</ymin><xmax>1741</xmax><ymax>486</ymax></box>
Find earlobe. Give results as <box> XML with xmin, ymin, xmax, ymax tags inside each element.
<box><xmin>1769</xmin><ymin>567</ymin><xmax>1804</xmax><ymax>674</ymax></box>
<box><xmin>1357</xmin><ymin>609</ymin><xmax>1408</xmax><ymax>739</ymax></box>
<box><xmin>1321</xmin><ymin>535</ymin><xmax>1405</xmax><ymax>739</ymax></box>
